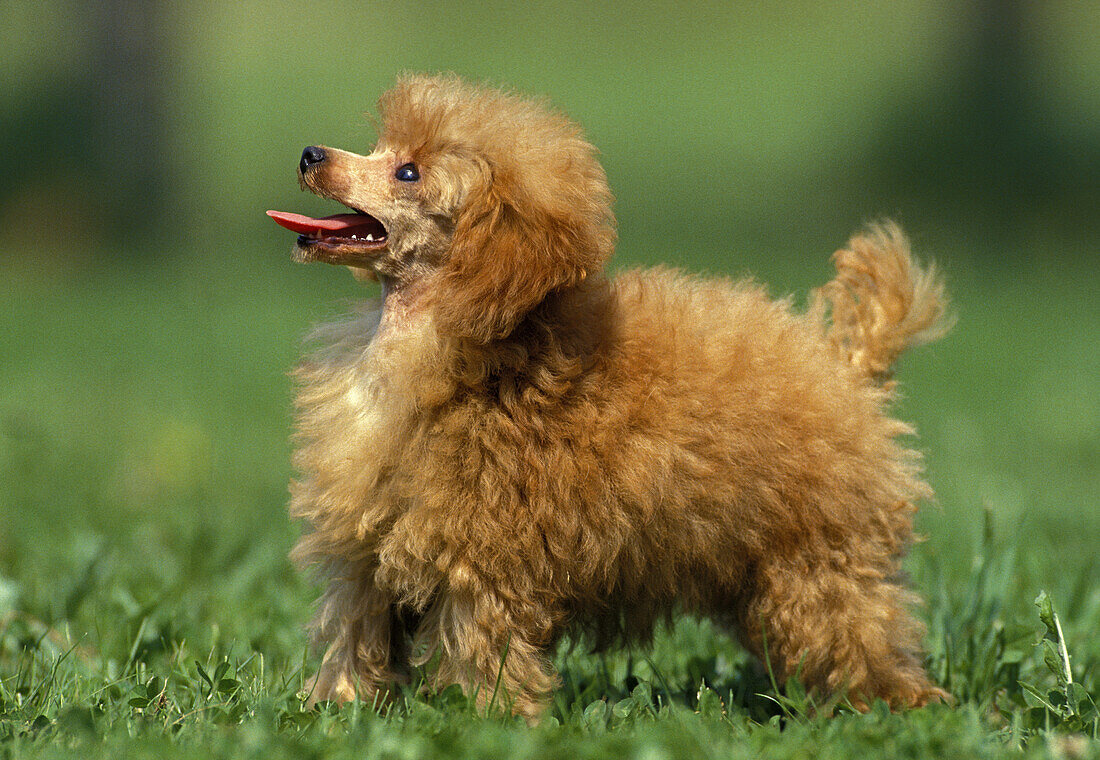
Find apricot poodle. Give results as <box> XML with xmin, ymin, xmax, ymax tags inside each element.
<box><xmin>268</xmin><ymin>74</ymin><xmax>951</xmax><ymax>719</ymax></box>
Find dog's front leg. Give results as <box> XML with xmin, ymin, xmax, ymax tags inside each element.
<box><xmin>375</xmin><ymin>516</ymin><xmax>562</xmax><ymax>721</ymax></box>
<box><xmin>304</xmin><ymin>560</ymin><xmax>407</xmax><ymax>707</ymax></box>
<box><xmin>423</xmin><ymin>560</ymin><xmax>559</xmax><ymax>722</ymax></box>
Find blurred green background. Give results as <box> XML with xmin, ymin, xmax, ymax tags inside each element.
<box><xmin>0</xmin><ymin>0</ymin><xmax>1097</xmax><ymax>650</ymax></box>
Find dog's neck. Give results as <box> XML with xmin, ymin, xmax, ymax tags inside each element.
<box><xmin>367</xmin><ymin>274</ymin><xmax>614</xmax><ymax>405</ymax></box>
<box><xmin>437</xmin><ymin>277</ymin><xmax>614</xmax><ymax>393</ymax></box>
<box><xmin>377</xmin><ymin>275</ymin><xmax>425</xmax><ymax>340</ymax></box>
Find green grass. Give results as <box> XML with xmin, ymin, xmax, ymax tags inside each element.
<box><xmin>0</xmin><ymin>233</ymin><xmax>1097</xmax><ymax>758</ymax></box>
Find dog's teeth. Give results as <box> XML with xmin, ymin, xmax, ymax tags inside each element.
<box><xmin>350</xmin><ymin>234</ymin><xmax>358</xmax><ymax>240</ymax></box>
<box><xmin>365</xmin><ymin>233</ymin><xmax>374</xmax><ymax>241</ymax></box>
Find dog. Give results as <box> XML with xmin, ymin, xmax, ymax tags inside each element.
<box><xmin>268</xmin><ymin>73</ymin><xmax>951</xmax><ymax>719</ymax></box>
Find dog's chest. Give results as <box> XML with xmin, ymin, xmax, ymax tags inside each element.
<box><xmin>334</xmin><ymin>313</ymin><xmax>439</xmax><ymax>446</ymax></box>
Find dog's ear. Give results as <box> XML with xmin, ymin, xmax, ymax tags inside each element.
<box><xmin>430</xmin><ymin>163</ymin><xmax>614</xmax><ymax>342</ymax></box>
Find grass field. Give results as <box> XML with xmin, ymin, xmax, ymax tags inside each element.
<box><xmin>0</xmin><ymin>231</ymin><xmax>1097</xmax><ymax>758</ymax></box>
<box><xmin>2</xmin><ymin>1</ymin><xmax>1098</xmax><ymax>755</ymax></box>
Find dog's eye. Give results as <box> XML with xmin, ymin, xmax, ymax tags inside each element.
<box><xmin>395</xmin><ymin>163</ymin><xmax>420</xmax><ymax>182</ymax></box>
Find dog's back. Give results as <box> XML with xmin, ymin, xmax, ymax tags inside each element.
<box><xmin>593</xmin><ymin>238</ymin><xmax>950</xmax><ymax>707</ymax></box>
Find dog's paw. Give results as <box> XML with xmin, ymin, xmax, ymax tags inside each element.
<box><xmin>911</xmin><ymin>685</ymin><xmax>954</xmax><ymax>708</ymax></box>
<box><xmin>301</xmin><ymin>663</ymin><xmax>359</xmax><ymax>707</ymax></box>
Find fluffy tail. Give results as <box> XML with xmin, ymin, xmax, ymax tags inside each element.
<box><xmin>812</xmin><ymin>222</ymin><xmax>952</xmax><ymax>386</ymax></box>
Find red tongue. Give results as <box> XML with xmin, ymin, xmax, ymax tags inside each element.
<box><xmin>266</xmin><ymin>210</ymin><xmax>370</xmax><ymax>235</ymax></box>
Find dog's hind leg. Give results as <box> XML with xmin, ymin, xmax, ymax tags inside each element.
<box><xmin>734</xmin><ymin>555</ymin><xmax>948</xmax><ymax>710</ymax></box>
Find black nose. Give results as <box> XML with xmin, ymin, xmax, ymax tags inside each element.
<box><xmin>300</xmin><ymin>146</ymin><xmax>326</xmax><ymax>174</ymax></box>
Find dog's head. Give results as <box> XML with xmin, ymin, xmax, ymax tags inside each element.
<box><xmin>269</xmin><ymin>74</ymin><xmax>616</xmax><ymax>341</ymax></box>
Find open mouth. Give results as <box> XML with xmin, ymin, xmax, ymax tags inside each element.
<box><xmin>266</xmin><ymin>209</ymin><xmax>388</xmax><ymax>263</ymax></box>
